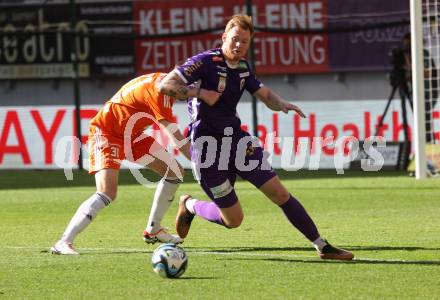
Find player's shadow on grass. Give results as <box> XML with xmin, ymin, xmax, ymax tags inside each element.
<box><xmin>189</xmin><ymin>245</ymin><xmax>440</xmax><ymax>252</ymax></box>
<box><xmin>177</xmin><ymin>276</ymin><xmax>218</xmax><ymax>280</ymax></box>
<box><xmin>194</xmin><ymin>246</ymin><xmax>440</xmax><ymax>266</ymax></box>
<box><xmin>295</xmin><ymin>187</ymin><xmax>440</xmax><ymax>191</ymax></box>
<box><xmin>223</xmin><ymin>257</ymin><xmax>440</xmax><ymax>266</ymax></box>
<box><xmin>45</xmin><ymin>250</ymin><xmax>218</xmax><ymax>279</ymax></box>
<box><xmin>343</xmin><ymin>245</ymin><xmax>440</xmax><ymax>251</ymax></box>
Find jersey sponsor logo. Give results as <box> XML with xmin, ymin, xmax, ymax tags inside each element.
<box><xmin>212</xmin><ymin>56</ymin><xmax>223</xmax><ymax>62</ymax></box>
<box><xmin>210</xmin><ymin>179</ymin><xmax>233</xmax><ymax>199</ymax></box>
<box><xmin>163</xmin><ymin>95</ymin><xmax>172</xmax><ymax>109</ymax></box>
<box><xmin>217</xmin><ymin>72</ymin><xmax>227</xmax><ymax>77</ymax></box>
<box><xmin>239</xmin><ymin>72</ymin><xmax>250</xmax><ymax>78</ymax></box>
<box><xmin>218</xmin><ymin>76</ymin><xmax>226</xmax><ymax>92</ymax></box>
<box><xmin>184</xmin><ymin>61</ymin><xmax>203</xmax><ymax>77</ymax></box>
<box><xmin>216</xmin><ymin>65</ymin><xmax>227</xmax><ymax>71</ymax></box>
<box><xmin>240</xmin><ymin>78</ymin><xmax>245</xmax><ymax>91</ymax></box>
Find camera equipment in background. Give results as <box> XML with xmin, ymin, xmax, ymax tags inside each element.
<box><xmin>375</xmin><ymin>44</ymin><xmax>412</xmax><ymax>167</ymax></box>
<box><xmin>352</xmin><ymin>44</ymin><xmax>413</xmax><ymax>171</ymax></box>
<box><xmin>376</xmin><ymin>45</ymin><xmax>413</xmax><ymax>143</ymax></box>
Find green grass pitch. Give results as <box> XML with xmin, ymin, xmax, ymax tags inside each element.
<box><xmin>0</xmin><ymin>170</ymin><xmax>439</xmax><ymax>299</ymax></box>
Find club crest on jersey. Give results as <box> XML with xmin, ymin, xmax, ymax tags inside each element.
<box><xmin>240</xmin><ymin>78</ymin><xmax>245</xmax><ymax>90</ymax></box>
<box><xmin>218</xmin><ymin>76</ymin><xmax>226</xmax><ymax>92</ymax></box>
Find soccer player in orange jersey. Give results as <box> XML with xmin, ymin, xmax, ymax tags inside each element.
<box><xmin>51</xmin><ymin>72</ymin><xmax>191</xmax><ymax>255</ymax></box>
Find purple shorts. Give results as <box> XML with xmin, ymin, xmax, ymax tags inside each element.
<box><xmin>190</xmin><ymin>128</ymin><xmax>277</xmax><ymax>208</ymax></box>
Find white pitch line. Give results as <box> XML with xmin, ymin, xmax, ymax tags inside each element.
<box><xmin>1</xmin><ymin>245</ymin><xmax>438</xmax><ymax>264</ymax></box>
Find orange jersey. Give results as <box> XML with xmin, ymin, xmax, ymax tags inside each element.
<box><xmin>91</xmin><ymin>72</ymin><xmax>176</xmax><ymax>137</ymax></box>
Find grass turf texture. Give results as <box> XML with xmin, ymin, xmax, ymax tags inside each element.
<box><xmin>0</xmin><ymin>170</ymin><xmax>439</xmax><ymax>299</ymax></box>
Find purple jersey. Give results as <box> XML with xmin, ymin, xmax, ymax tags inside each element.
<box><xmin>175</xmin><ymin>48</ymin><xmax>263</xmax><ymax>134</ymax></box>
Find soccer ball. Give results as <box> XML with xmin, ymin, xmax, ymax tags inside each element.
<box><xmin>151</xmin><ymin>243</ymin><xmax>188</xmax><ymax>278</ymax></box>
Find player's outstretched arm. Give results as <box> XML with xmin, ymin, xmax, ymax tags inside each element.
<box><xmin>158</xmin><ymin>119</ymin><xmax>191</xmax><ymax>160</ymax></box>
<box><xmin>159</xmin><ymin>71</ymin><xmax>221</xmax><ymax>106</ymax></box>
<box><xmin>254</xmin><ymin>86</ymin><xmax>306</xmax><ymax>118</ymax></box>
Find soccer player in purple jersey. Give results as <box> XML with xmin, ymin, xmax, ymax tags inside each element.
<box><xmin>159</xmin><ymin>14</ymin><xmax>353</xmax><ymax>260</ymax></box>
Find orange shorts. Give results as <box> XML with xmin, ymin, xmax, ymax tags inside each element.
<box><xmin>88</xmin><ymin>126</ymin><xmax>157</xmax><ymax>174</ymax></box>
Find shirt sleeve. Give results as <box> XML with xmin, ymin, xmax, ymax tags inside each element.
<box><xmin>245</xmin><ymin>70</ymin><xmax>264</xmax><ymax>94</ymax></box>
<box><xmin>174</xmin><ymin>52</ymin><xmax>207</xmax><ymax>84</ymax></box>
<box><xmin>242</xmin><ymin>61</ymin><xmax>263</xmax><ymax>94</ymax></box>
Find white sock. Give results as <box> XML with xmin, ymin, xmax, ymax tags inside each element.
<box><xmin>61</xmin><ymin>192</ymin><xmax>111</xmax><ymax>243</ymax></box>
<box><xmin>146</xmin><ymin>177</ymin><xmax>180</xmax><ymax>234</ymax></box>
<box><xmin>185</xmin><ymin>198</ymin><xmax>198</xmax><ymax>214</ymax></box>
<box><xmin>312</xmin><ymin>236</ymin><xmax>328</xmax><ymax>252</ymax></box>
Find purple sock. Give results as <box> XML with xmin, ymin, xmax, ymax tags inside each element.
<box><xmin>193</xmin><ymin>201</ymin><xmax>225</xmax><ymax>226</ymax></box>
<box><xmin>279</xmin><ymin>195</ymin><xmax>320</xmax><ymax>242</ymax></box>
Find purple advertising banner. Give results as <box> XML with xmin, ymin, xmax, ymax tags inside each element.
<box><xmin>328</xmin><ymin>0</ymin><xmax>410</xmax><ymax>71</ymax></box>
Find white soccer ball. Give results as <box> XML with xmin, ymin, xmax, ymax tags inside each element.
<box><xmin>151</xmin><ymin>243</ymin><xmax>188</xmax><ymax>278</ymax></box>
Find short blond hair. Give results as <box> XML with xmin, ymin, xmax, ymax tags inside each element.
<box><xmin>225</xmin><ymin>14</ymin><xmax>254</xmax><ymax>36</ymax></box>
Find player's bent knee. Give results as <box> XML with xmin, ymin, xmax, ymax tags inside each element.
<box><xmin>223</xmin><ymin>215</ymin><xmax>243</xmax><ymax>228</ymax></box>
<box><xmin>274</xmin><ymin>190</ymin><xmax>290</xmax><ymax>203</ymax></box>
<box><xmin>224</xmin><ymin>220</ymin><xmax>242</xmax><ymax>228</ymax></box>
<box><xmin>265</xmin><ymin>188</ymin><xmax>289</xmax><ymax>205</ymax></box>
